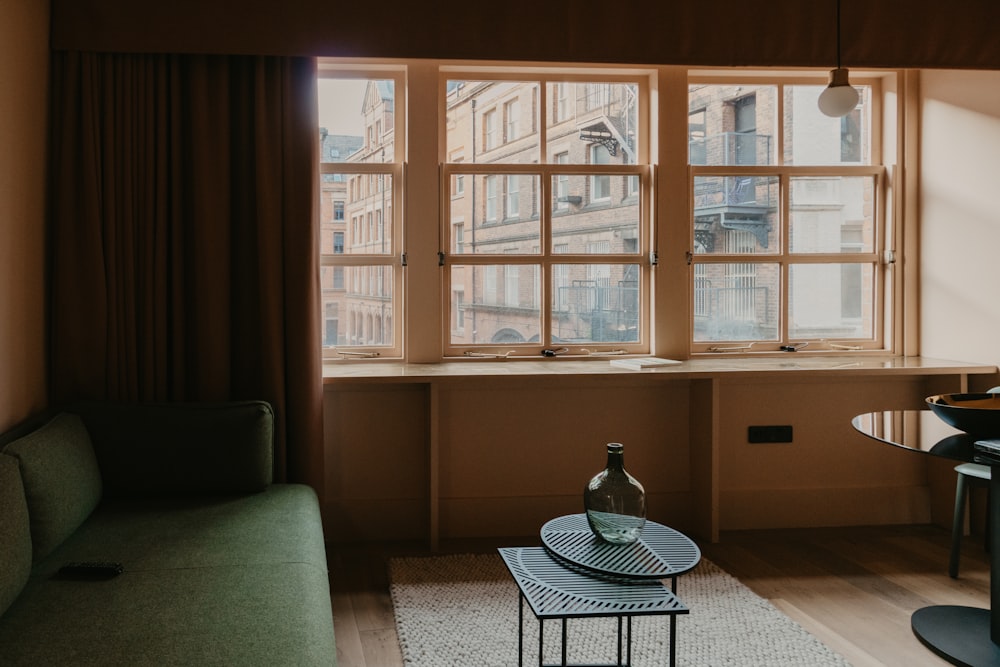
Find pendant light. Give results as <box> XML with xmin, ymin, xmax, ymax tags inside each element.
<box><xmin>817</xmin><ymin>0</ymin><xmax>859</xmax><ymax>117</ymax></box>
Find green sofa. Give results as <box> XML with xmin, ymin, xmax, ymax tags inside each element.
<box><xmin>0</xmin><ymin>401</ymin><xmax>336</xmax><ymax>666</ymax></box>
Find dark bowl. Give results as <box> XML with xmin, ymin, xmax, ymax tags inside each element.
<box><xmin>926</xmin><ymin>393</ymin><xmax>1000</xmax><ymax>438</ymax></box>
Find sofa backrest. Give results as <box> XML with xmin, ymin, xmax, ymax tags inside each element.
<box><xmin>70</xmin><ymin>401</ymin><xmax>274</xmax><ymax>496</ymax></box>
<box><xmin>0</xmin><ymin>413</ymin><xmax>103</xmax><ymax>563</ymax></box>
<box><xmin>0</xmin><ymin>454</ymin><xmax>32</xmax><ymax>618</ymax></box>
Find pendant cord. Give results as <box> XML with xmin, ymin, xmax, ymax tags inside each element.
<box><xmin>835</xmin><ymin>0</ymin><xmax>843</xmax><ymax>69</ymax></box>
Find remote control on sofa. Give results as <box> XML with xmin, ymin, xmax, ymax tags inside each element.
<box><xmin>57</xmin><ymin>562</ymin><xmax>124</xmax><ymax>579</ymax></box>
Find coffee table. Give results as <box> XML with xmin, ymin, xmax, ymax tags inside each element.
<box><xmin>499</xmin><ymin>515</ymin><xmax>701</xmax><ymax>667</ymax></box>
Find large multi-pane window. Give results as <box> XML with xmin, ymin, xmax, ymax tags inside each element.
<box><xmin>318</xmin><ymin>70</ymin><xmax>404</xmax><ymax>358</ymax></box>
<box><xmin>689</xmin><ymin>80</ymin><xmax>884</xmax><ymax>352</ymax></box>
<box><xmin>442</xmin><ymin>74</ymin><xmax>650</xmax><ymax>355</ymax></box>
<box><xmin>318</xmin><ymin>63</ymin><xmax>892</xmax><ymax>362</ymax></box>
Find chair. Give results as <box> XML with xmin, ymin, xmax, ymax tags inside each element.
<box><xmin>949</xmin><ymin>386</ymin><xmax>1000</xmax><ymax>578</ymax></box>
<box><xmin>950</xmin><ymin>462</ymin><xmax>990</xmax><ymax>578</ymax></box>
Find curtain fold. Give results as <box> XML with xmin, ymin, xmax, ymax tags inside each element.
<box><xmin>49</xmin><ymin>51</ymin><xmax>324</xmax><ymax>491</ymax></box>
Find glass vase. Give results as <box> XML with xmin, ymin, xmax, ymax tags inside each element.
<box><xmin>584</xmin><ymin>442</ymin><xmax>646</xmax><ymax>544</ymax></box>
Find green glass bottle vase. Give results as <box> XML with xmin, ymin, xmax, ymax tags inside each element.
<box><xmin>584</xmin><ymin>442</ymin><xmax>647</xmax><ymax>545</ymax></box>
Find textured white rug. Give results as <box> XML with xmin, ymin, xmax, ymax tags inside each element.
<box><xmin>389</xmin><ymin>553</ymin><xmax>851</xmax><ymax>667</ymax></box>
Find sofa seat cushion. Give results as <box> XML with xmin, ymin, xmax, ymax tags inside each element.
<box><xmin>0</xmin><ymin>484</ymin><xmax>334</xmax><ymax>666</ymax></box>
<box><xmin>0</xmin><ymin>563</ymin><xmax>335</xmax><ymax>666</ymax></box>
<box><xmin>1</xmin><ymin>413</ymin><xmax>102</xmax><ymax>561</ymax></box>
<box><xmin>0</xmin><ymin>455</ymin><xmax>32</xmax><ymax>617</ymax></box>
<box><xmin>31</xmin><ymin>484</ymin><xmax>329</xmax><ymax>577</ymax></box>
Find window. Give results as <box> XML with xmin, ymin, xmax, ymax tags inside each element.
<box><xmin>552</xmin><ymin>83</ymin><xmax>569</xmax><ymax>123</ymax></box>
<box><xmin>505</xmin><ymin>174</ymin><xmax>519</xmax><ymax>219</ymax></box>
<box><xmin>553</xmin><ymin>152</ymin><xmax>570</xmax><ymax>210</ymax></box>
<box><xmin>318</xmin><ymin>71</ymin><xmax>403</xmax><ymax>358</ymax></box>
<box><xmin>443</xmin><ymin>74</ymin><xmax>647</xmax><ymax>355</ymax></box>
<box><xmin>485</xmin><ymin>175</ymin><xmax>498</xmax><ymax>222</ymax></box>
<box><xmin>590</xmin><ymin>144</ymin><xmax>611</xmax><ymax>203</ymax></box>
<box><xmin>484</xmin><ymin>109</ymin><xmax>498</xmax><ymax>150</ymax></box>
<box><xmin>689</xmin><ymin>80</ymin><xmax>883</xmax><ymax>351</ymax></box>
<box><xmin>319</xmin><ymin>62</ymin><xmax>893</xmax><ymax>363</ymax></box>
<box><xmin>505</xmin><ymin>99</ymin><xmax>520</xmax><ymax>142</ymax></box>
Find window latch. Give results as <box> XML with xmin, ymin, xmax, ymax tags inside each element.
<box><xmin>650</xmin><ymin>250</ymin><xmax>659</xmax><ymax>266</ymax></box>
<box><xmin>438</xmin><ymin>251</ymin><xmax>446</xmax><ymax>267</ymax></box>
<box><xmin>685</xmin><ymin>251</ymin><xmax>693</xmax><ymax>266</ymax></box>
<box><xmin>401</xmin><ymin>253</ymin><xmax>408</xmax><ymax>267</ymax></box>
<box><xmin>541</xmin><ymin>347</ymin><xmax>569</xmax><ymax>357</ymax></box>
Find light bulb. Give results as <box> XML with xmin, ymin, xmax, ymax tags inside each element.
<box><xmin>818</xmin><ymin>68</ymin><xmax>859</xmax><ymax>117</ymax></box>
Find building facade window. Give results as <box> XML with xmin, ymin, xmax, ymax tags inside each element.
<box><xmin>505</xmin><ymin>174</ymin><xmax>519</xmax><ymax>220</ymax></box>
<box><xmin>590</xmin><ymin>144</ymin><xmax>612</xmax><ymax>203</ymax></box>
<box><xmin>505</xmin><ymin>98</ymin><xmax>519</xmax><ymax>142</ymax></box>
<box><xmin>484</xmin><ymin>109</ymin><xmax>498</xmax><ymax>150</ymax></box>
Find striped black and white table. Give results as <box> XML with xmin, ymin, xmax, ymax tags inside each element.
<box><xmin>499</xmin><ymin>515</ymin><xmax>701</xmax><ymax>667</ymax></box>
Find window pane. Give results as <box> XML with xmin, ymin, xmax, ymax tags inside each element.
<box><xmin>320</xmin><ymin>173</ymin><xmax>393</xmax><ymax>255</ymax></box>
<box><xmin>789</xmin><ymin>264</ymin><xmax>873</xmax><ymax>339</ymax></box>
<box><xmin>449</xmin><ymin>265</ymin><xmax>540</xmax><ymax>344</ymax></box>
<box><xmin>692</xmin><ymin>176</ymin><xmax>779</xmax><ymax>254</ymax></box>
<box><xmin>551</xmin><ymin>174</ymin><xmax>640</xmax><ymax>253</ymax></box>
<box><xmin>450</xmin><ymin>174</ymin><xmax>540</xmax><ymax>254</ymax></box>
<box><xmin>551</xmin><ymin>264</ymin><xmax>640</xmax><ymax>343</ymax></box>
<box><xmin>783</xmin><ymin>85</ymin><xmax>871</xmax><ymax>165</ymax></box>
<box><xmin>693</xmin><ymin>262</ymin><xmax>779</xmax><ymax>342</ymax></box>
<box><xmin>446</xmin><ymin>81</ymin><xmax>539</xmax><ymax>164</ymax></box>
<box><xmin>688</xmin><ymin>85</ymin><xmax>776</xmax><ymax>166</ymax></box>
<box><xmin>789</xmin><ymin>176</ymin><xmax>875</xmax><ymax>253</ymax></box>
<box><xmin>319</xmin><ymin>78</ymin><xmax>394</xmax><ymax>162</ymax></box>
<box><xmin>546</xmin><ymin>82</ymin><xmax>639</xmax><ymax>165</ymax></box>
<box><xmin>322</xmin><ymin>265</ymin><xmax>394</xmax><ymax>348</ymax></box>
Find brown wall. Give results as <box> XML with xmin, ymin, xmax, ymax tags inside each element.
<box><xmin>0</xmin><ymin>0</ymin><xmax>49</xmax><ymax>431</ymax></box>
<box><xmin>51</xmin><ymin>0</ymin><xmax>1000</xmax><ymax>70</ymax></box>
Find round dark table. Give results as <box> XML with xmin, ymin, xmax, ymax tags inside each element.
<box><xmin>853</xmin><ymin>410</ymin><xmax>1000</xmax><ymax>667</ymax></box>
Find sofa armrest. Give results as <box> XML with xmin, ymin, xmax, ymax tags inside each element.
<box><xmin>71</xmin><ymin>401</ymin><xmax>274</xmax><ymax>497</ymax></box>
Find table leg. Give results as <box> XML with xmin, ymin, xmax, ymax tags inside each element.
<box><xmin>669</xmin><ymin>612</ymin><xmax>676</xmax><ymax>667</ymax></box>
<box><xmin>910</xmin><ymin>470</ymin><xmax>1000</xmax><ymax>665</ymax></box>
<box><xmin>561</xmin><ymin>619</ymin><xmax>567</xmax><ymax>666</ymax></box>
<box><xmin>616</xmin><ymin>616</ymin><xmax>622</xmax><ymax>666</ymax></box>
<box><xmin>518</xmin><ymin>592</ymin><xmax>524</xmax><ymax>667</ymax></box>
<box><xmin>538</xmin><ymin>617</ymin><xmax>544</xmax><ymax>667</ymax></box>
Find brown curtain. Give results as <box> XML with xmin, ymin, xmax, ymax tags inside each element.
<box><xmin>48</xmin><ymin>52</ymin><xmax>324</xmax><ymax>492</ymax></box>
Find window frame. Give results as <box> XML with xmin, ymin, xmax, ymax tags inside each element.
<box><xmin>316</xmin><ymin>61</ymin><xmax>902</xmax><ymax>365</ymax></box>
<box><xmin>318</xmin><ymin>66</ymin><xmax>406</xmax><ymax>360</ymax></box>
<box><xmin>687</xmin><ymin>75</ymin><xmax>889</xmax><ymax>354</ymax></box>
<box><xmin>440</xmin><ymin>69</ymin><xmax>653</xmax><ymax>359</ymax></box>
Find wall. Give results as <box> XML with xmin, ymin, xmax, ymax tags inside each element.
<box><xmin>0</xmin><ymin>0</ymin><xmax>50</xmax><ymax>431</ymax></box>
<box><xmin>322</xmin><ymin>370</ymin><xmax>973</xmax><ymax>544</ymax></box>
<box><xmin>49</xmin><ymin>1</ymin><xmax>1000</xmax><ymax>70</ymax></box>
<box><xmin>920</xmin><ymin>71</ymin><xmax>1000</xmax><ymax>374</ymax></box>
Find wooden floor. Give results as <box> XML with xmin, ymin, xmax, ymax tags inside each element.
<box><xmin>327</xmin><ymin>525</ymin><xmax>991</xmax><ymax>667</ymax></box>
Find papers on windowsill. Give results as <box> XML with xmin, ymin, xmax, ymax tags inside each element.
<box><xmin>609</xmin><ymin>357</ymin><xmax>682</xmax><ymax>370</ymax></box>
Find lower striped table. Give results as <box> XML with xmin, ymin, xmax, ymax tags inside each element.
<box><xmin>498</xmin><ymin>546</ymin><xmax>688</xmax><ymax>667</ymax></box>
